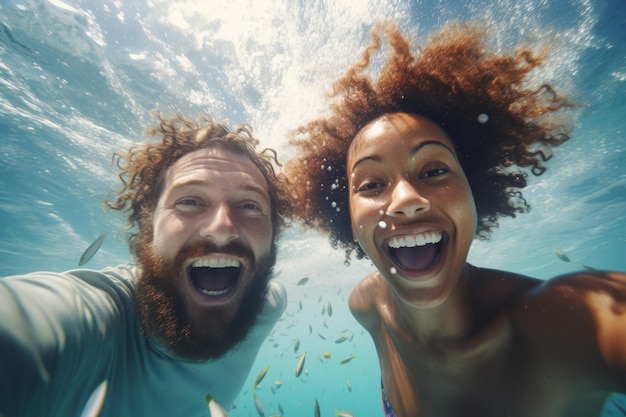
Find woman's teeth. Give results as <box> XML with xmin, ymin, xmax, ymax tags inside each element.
<box><xmin>387</xmin><ymin>231</ymin><xmax>442</xmax><ymax>248</ymax></box>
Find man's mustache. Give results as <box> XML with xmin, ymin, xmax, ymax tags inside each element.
<box><xmin>174</xmin><ymin>240</ymin><xmax>255</xmax><ymax>267</ymax></box>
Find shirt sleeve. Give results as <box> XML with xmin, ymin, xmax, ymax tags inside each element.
<box><xmin>0</xmin><ymin>267</ymin><xmax>134</xmax><ymax>417</ymax></box>
<box><xmin>265</xmin><ymin>280</ymin><xmax>288</xmax><ymax>321</ymax></box>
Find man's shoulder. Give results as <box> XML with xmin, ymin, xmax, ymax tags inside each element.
<box><xmin>260</xmin><ymin>280</ymin><xmax>287</xmax><ymax>324</ymax></box>
<box><xmin>64</xmin><ymin>264</ymin><xmax>139</xmax><ymax>291</ymax></box>
<box><xmin>266</xmin><ymin>280</ymin><xmax>287</xmax><ymax>310</ymax></box>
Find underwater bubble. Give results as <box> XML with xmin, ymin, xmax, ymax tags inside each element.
<box><xmin>378</xmin><ymin>221</ymin><xmax>387</xmax><ymax>229</ymax></box>
<box><xmin>477</xmin><ymin>113</ymin><xmax>489</xmax><ymax>123</ymax></box>
<box><xmin>390</xmin><ymin>267</ymin><xmax>397</xmax><ymax>274</ymax></box>
<box><xmin>379</xmin><ymin>210</ymin><xmax>385</xmax><ymax>215</ymax></box>
<box><xmin>331</xmin><ymin>201</ymin><xmax>337</xmax><ymax>208</ymax></box>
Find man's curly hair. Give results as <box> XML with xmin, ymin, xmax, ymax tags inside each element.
<box><xmin>106</xmin><ymin>111</ymin><xmax>292</xmax><ymax>258</ymax></box>
<box><xmin>285</xmin><ymin>22</ymin><xmax>574</xmax><ymax>261</ymax></box>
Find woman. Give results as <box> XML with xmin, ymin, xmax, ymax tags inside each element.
<box><xmin>285</xmin><ymin>22</ymin><xmax>626</xmax><ymax>416</ymax></box>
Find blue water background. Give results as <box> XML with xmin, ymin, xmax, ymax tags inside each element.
<box><xmin>1</xmin><ymin>0</ymin><xmax>625</xmax><ymax>416</ymax></box>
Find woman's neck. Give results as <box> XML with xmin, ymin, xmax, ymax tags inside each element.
<box><xmin>393</xmin><ymin>263</ymin><xmax>478</xmax><ymax>345</ymax></box>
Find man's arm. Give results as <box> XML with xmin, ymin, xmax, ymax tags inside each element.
<box><xmin>0</xmin><ymin>268</ymin><xmax>132</xmax><ymax>417</ymax></box>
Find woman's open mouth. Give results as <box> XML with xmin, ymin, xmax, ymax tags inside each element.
<box><xmin>385</xmin><ymin>231</ymin><xmax>444</xmax><ymax>273</ymax></box>
<box><xmin>187</xmin><ymin>258</ymin><xmax>242</xmax><ymax>297</ymax></box>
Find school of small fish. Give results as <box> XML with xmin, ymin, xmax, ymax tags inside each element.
<box><xmin>226</xmin><ymin>277</ymin><xmax>362</xmax><ymax>417</ymax></box>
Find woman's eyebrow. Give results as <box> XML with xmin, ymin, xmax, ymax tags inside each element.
<box><xmin>351</xmin><ymin>140</ymin><xmax>455</xmax><ymax>171</ymax></box>
<box><xmin>409</xmin><ymin>140</ymin><xmax>455</xmax><ymax>157</ymax></box>
<box><xmin>351</xmin><ymin>155</ymin><xmax>382</xmax><ymax>172</ymax></box>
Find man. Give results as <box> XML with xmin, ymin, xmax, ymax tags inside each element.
<box><xmin>0</xmin><ymin>112</ymin><xmax>292</xmax><ymax>417</ymax></box>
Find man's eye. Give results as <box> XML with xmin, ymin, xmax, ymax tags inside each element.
<box><xmin>177</xmin><ymin>198</ymin><xmax>199</xmax><ymax>205</ymax></box>
<box><xmin>240</xmin><ymin>202</ymin><xmax>262</xmax><ymax>211</ymax></box>
<box><xmin>175</xmin><ymin>198</ymin><xmax>203</xmax><ymax>211</ymax></box>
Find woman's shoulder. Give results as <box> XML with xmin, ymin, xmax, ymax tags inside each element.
<box><xmin>348</xmin><ymin>271</ymin><xmax>387</xmax><ymax>329</ymax></box>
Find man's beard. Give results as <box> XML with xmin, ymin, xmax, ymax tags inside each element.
<box><xmin>135</xmin><ymin>238</ymin><xmax>276</xmax><ymax>361</ymax></box>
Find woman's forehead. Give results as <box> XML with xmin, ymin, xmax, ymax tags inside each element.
<box><xmin>348</xmin><ymin>113</ymin><xmax>455</xmax><ymax>166</ymax></box>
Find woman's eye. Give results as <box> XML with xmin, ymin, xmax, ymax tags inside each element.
<box><xmin>356</xmin><ymin>182</ymin><xmax>386</xmax><ymax>193</ymax></box>
<box><xmin>422</xmin><ymin>167</ymin><xmax>449</xmax><ymax>178</ymax></box>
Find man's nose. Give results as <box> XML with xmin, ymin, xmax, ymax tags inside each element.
<box><xmin>198</xmin><ymin>204</ymin><xmax>239</xmax><ymax>246</ymax></box>
<box><xmin>386</xmin><ymin>179</ymin><xmax>430</xmax><ymax>217</ymax></box>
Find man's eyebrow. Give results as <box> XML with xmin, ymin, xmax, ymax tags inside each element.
<box><xmin>166</xmin><ymin>179</ymin><xmax>270</xmax><ymax>200</ymax></box>
<box><xmin>351</xmin><ymin>140</ymin><xmax>455</xmax><ymax>171</ymax></box>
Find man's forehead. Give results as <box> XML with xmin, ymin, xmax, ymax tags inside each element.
<box><xmin>164</xmin><ymin>147</ymin><xmax>269</xmax><ymax>191</ymax></box>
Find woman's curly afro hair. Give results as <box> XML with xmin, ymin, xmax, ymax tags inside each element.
<box><xmin>285</xmin><ymin>22</ymin><xmax>573</xmax><ymax>261</ymax></box>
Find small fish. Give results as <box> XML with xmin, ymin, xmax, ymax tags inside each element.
<box><xmin>327</xmin><ymin>301</ymin><xmax>333</xmax><ymax>317</ymax></box>
<box><xmin>335</xmin><ymin>334</ymin><xmax>349</xmax><ymax>344</ymax></box>
<box><xmin>297</xmin><ymin>277</ymin><xmax>309</xmax><ymax>286</ymax></box>
<box><xmin>339</xmin><ymin>354</ymin><xmax>356</xmax><ymax>365</ymax></box>
<box><xmin>309</xmin><ymin>324</ymin><xmax>313</xmax><ymax>334</ymax></box>
<box><xmin>318</xmin><ymin>332</ymin><xmax>327</xmax><ymax>340</ymax></box>
<box><xmin>334</xmin><ymin>409</ymin><xmax>355</xmax><ymax>417</ymax></box>
<box><xmin>79</xmin><ymin>232</ymin><xmax>108</xmax><ymax>266</ymax></box>
<box><xmin>345</xmin><ymin>378</ymin><xmax>352</xmax><ymax>392</ymax></box>
<box><xmin>294</xmin><ymin>337</ymin><xmax>300</xmax><ymax>353</ymax></box>
<box><xmin>296</xmin><ymin>351</ymin><xmax>307</xmax><ymax>377</ymax></box>
<box><xmin>554</xmin><ymin>248</ymin><xmax>571</xmax><ymax>263</ymax></box>
<box><xmin>323</xmin><ymin>351</ymin><xmax>331</xmax><ymax>359</ymax></box>
<box><xmin>278</xmin><ymin>403</ymin><xmax>284</xmax><ymax>414</ymax></box>
<box><xmin>79</xmin><ymin>380</ymin><xmax>107</xmax><ymax>417</ymax></box>
<box><xmin>580</xmin><ymin>264</ymin><xmax>596</xmax><ymax>270</ymax></box>
<box><xmin>315</xmin><ymin>398</ymin><xmax>320</xmax><ymax>417</ymax></box>
<box><xmin>273</xmin><ymin>380</ymin><xmax>283</xmax><ymax>388</ymax></box>
<box><xmin>254</xmin><ymin>365</ymin><xmax>270</xmax><ymax>388</ymax></box>
<box><xmin>253</xmin><ymin>392</ymin><xmax>265</xmax><ymax>417</ymax></box>
<box><xmin>206</xmin><ymin>393</ymin><xmax>229</xmax><ymax>417</ymax></box>
<box><xmin>299</xmin><ymin>300</ymin><xmax>303</xmax><ymax>311</ymax></box>
<box><xmin>322</xmin><ymin>304</ymin><xmax>327</xmax><ymax>316</ymax></box>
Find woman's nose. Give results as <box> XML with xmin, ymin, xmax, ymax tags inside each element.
<box><xmin>386</xmin><ymin>179</ymin><xmax>430</xmax><ymax>217</ymax></box>
<box><xmin>198</xmin><ymin>204</ymin><xmax>239</xmax><ymax>246</ymax></box>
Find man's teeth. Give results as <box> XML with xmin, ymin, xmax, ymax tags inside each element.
<box><xmin>197</xmin><ymin>288</ymin><xmax>229</xmax><ymax>296</ymax></box>
<box><xmin>387</xmin><ymin>231</ymin><xmax>442</xmax><ymax>248</ymax></box>
<box><xmin>191</xmin><ymin>258</ymin><xmax>241</xmax><ymax>268</ymax></box>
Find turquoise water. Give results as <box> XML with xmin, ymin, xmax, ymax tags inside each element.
<box><xmin>1</xmin><ymin>0</ymin><xmax>625</xmax><ymax>415</ymax></box>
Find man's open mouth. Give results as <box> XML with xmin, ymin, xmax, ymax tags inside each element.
<box><xmin>386</xmin><ymin>231</ymin><xmax>444</xmax><ymax>272</ymax></box>
<box><xmin>187</xmin><ymin>258</ymin><xmax>242</xmax><ymax>296</ymax></box>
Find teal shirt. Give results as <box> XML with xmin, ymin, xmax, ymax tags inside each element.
<box><xmin>0</xmin><ymin>265</ymin><xmax>287</xmax><ymax>417</ymax></box>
